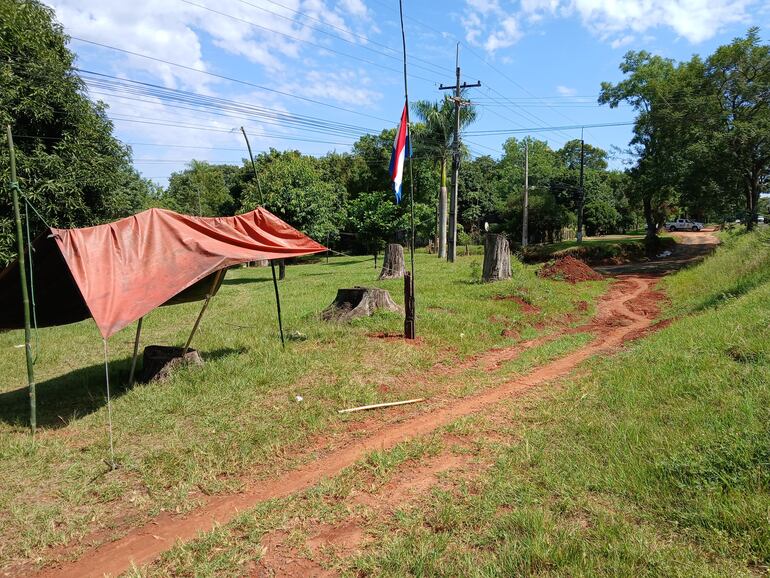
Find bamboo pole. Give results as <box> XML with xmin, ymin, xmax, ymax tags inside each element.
<box><xmin>6</xmin><ymin>125</ymin><xmax>36</xmax><ymax>435</ymax></box>
<box><xmin>183</xmin><ymin>269</ymin><xmax>224</xmax><ymax>354</ymax></box>
<box><xmin>337</xmin><ymin>398</ymin><xmax>424</xmax><ymax>414</ymax></box>
<box><xmin>127</xmin><ymin>317</ymin><xmax>143</xmax><ymax>387</ymax></box>
<box><xmin>240</xmin><ymin>127</ymin><xmax>285</xmax><ymax>347</ymax></box>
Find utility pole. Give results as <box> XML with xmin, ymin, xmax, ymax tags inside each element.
<box><xmin>439</xmin><ymin>43</ymin><xmax>480</xmax><ymax>263</ymax></box>
<box><xmin>522</xmin><ymin>140</ymin><xmax>529</xmax><ymax>247</ymax></box>
<box><xmin>576</xmin><ymin>128</ymin><xmax>585</xmax><ymax>243</ymax></box>
<box><xmin>6</xmin><ymin>125</ymin><xmax>36</xmax><ymax>435</ymax></box>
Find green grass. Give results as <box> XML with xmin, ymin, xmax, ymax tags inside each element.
<box><xmin>664</xmin><ymin>227</ymin><xmax>770</xmax><ymax>316</ymax></box>
<box><xmin>0</xmin><ymin>252</ymin><xmax>604</xmax><ymax>569</ymax></box>
<box><xmin>138</xmin><ymin>228</ymin><xmax>770</xmax><ymax>577</ymax></box>
<box><xmin>347</xmin><ymin>229</ymin><xmax>770</xmax><ymax>576</ymax></box>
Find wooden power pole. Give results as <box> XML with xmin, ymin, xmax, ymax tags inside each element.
<box><xmin>439</xmin><ymin>44</ymin><xmax>480</xmax><ymax>263</ymax></box>
<box><xmin>6</xmin><ymin>125</ymin><xmax>36</xmax><ymax>434</ymax></box>
<box><xmin>522</xmin><ymin>140</ymin><xmax>529</xmax><ymax>247</ymax></box>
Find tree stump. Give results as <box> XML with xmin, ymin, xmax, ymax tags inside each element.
<box><xmin>482</xmin><ymin>233</ymin><xmax>512</xmax><ymax>282</ymax></box>
<box><xmin>378</xmin><ymin>243</ymin><xmax>405</xmax><ymax>280</ymax></box>
<box><xmin>321</xmin><ymin>287</ymin><xmax>402</xmax><ymax>323</ymax></box>
<box><xmin>139</xmin><ymin>345</ymin><xmax>203</xmax><ymax>383</ymax></box>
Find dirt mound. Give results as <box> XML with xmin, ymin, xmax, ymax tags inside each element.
<box><xmin>537</xmin><ymin>256</ymin><xmax>604</xmax><ymax>283</ymax></box>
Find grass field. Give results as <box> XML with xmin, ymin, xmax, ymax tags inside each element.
<box><xmin>137</xmin><ymin>230</ymin><xmax>769</xmax><ymax>577</ymax></box>
<box><xmin>0</xmin><ymin>251</ymin><xmax>605</xmax><ymax>570</ymax></box>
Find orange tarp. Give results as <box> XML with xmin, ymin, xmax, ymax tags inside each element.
<box><xmin>0</xmin><ymin>208</ymin><xmax>326</xmax><ymax>338</ymax></box>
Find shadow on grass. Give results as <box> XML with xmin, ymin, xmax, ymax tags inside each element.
<box><xmin>0</xmin><ymin>347</ymin><xmax>247</xmax><ymax>429</ymax></box>
<box><xmin>222</xmin><ymin>277</ymin><xmax>273</xmax><ymax>286</ymax></box>
<box><xmin>324</xmin><ymin>259</ymin><xmax>371</xmax><ymax>267</ymax></box>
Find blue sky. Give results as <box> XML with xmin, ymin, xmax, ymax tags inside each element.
<box><xmin>47</xmin><ymin>0</ymin><xmax>768</xmax><ymax>184</ymax></box>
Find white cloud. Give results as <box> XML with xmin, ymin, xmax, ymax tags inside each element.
<box><xmin>463</xmin><ymin>0</ymin><xmax>759</xmax><ymax>54</ymax></box>
<box><xmin>280</xmin><ymin>69</ymin><xmax>381</xmax><ymax>106</ymax></box>
<box><xmin>556</xmin><ymin>85</ymin><xmax>577</xmax><ymax>96</ymax></box>
<box><xmin>610</xmin><ymin>34</ymin><xmax>635</xmax><ymax>49</ymax></box>
<box><xmin>46</xmin><ymin>0</ymin><xmax>379</xmax><ymax>182</ymax></box>
<box><xmin>483</xmin><ymin>16</ymin><xmax>522</xmax><ymax>52</ymax></box>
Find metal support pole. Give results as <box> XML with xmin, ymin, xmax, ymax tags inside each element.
<box><xmin>128</xmin><ymin>317</ymin><xmax>143</xmax><ymax>387</ymax></box>
<box><xmin>6</xmin><ymin>125</ymin><xmax>36</xmax><ymax>435</ymax></box>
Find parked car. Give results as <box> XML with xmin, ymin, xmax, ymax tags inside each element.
<box><xmin>666</xmin><ymin>218</ymin><xmax>704</xmax><ymax>232</ymax></box>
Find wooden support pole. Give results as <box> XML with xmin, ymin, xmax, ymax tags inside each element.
<box><xmin>6</xmin><ymin>125</ymin><xmax>36</xmax><ymax>435</ymax></box>
<box><xmin>183</xmin><ymin>269</ymin><xmax>224</xmax><ymax>354</ymax></box>
<box><xmin>338</xmin><ymin>398</ymin><xmax>424</xmax><ymax>414</ymax></box>
<box><xmin>127</xmin><ymin>317</ymin><xmax>143</xmax><ymax>387</ymax></box>
<box><xmin>404</xmin><ymin>271</ymin><xmax>415</xmax><ymax>339</ymax></box>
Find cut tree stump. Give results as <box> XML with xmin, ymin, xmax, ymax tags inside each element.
<box><xmin>139</xmin><ymin>345</ymin><xmax>203</xmax><ymax>383</ymax></box>
<box><xmin>482</xmin><ymin>233</ymin><xmax>512</xmax><ymax>282</ymax></box>
<box><xmin>321</xmin><ymin>287</ymin><xmax>402</xmax><ymax>323</ymax></box>
<box><xmin>378</xmin><ymin>243</ymin><xmax>405</xmax><ymax>279</ymax></box>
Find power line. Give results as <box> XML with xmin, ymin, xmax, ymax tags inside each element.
<box><xmin>233</xmin><ymin>0</ymin><xmax>449</xmax><ymax>77</ymax></box>
<box><xmin>69</xmin><ymin>37</ymin><xmax>395</xmax><ymax>124</ymax></box>
<box><xmin>465</xmin><ymin>121</ymin><xmax>635</xmax><ymax>136</ymax></box>
<box><xmin>179</xmin><ymin>0</ymin><xmax>437</xmax><ymax>83</ymax></box>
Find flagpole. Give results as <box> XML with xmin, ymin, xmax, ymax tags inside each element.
<box><xmin>398</xmin><ymin>0</ymin><xmax>416</xmax><ymax>339</ymax></box>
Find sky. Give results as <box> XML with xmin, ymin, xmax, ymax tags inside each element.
<box><xmin>46</xmin><ymin>0</ymin><xmax>769</xmax><ymax>185</ymax></box>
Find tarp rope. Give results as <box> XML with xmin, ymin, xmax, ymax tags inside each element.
<box><xmin>102</xmin><ymin>339</ymin><xmax>117</xmax><ymax>470</ymax></box>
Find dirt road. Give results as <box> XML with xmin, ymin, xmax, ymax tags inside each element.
<box><xmin>595</xmin><ymin>230</ymin><xmax>719</xmax><ymax>276</ymax></box>
<box><xmin>32</xmin><ymin>272</ymin><xmax>669</xmax><ymax>578</ymax></box>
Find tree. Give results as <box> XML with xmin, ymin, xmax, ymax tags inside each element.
<box><xmin>0</xmin><ymin>0</ymin><xmax>152</xmax><ymax>264</ymax></box>
<box><xmin>458</xmin><ymin>155</ymin><xmax>502</xmax><ymax>238</ymax></box>
<box><xmin>346</xmin><ymin>190</ymin><xmax>405</xmax><ymax>261</ymax></box>
<box><xmin>704</xmin><ymin>28</ymin><xmax>770</xmax><ymax>229</ymax></box>
<box><xmin>164</xmin><ymin>160</ymin><xmax>234</xmax><ymax>216</ymax></box>
<box><xmin>240</xmin><ymin>149</ymin><xmax>342</xmax><ymax>241</ymax></box>
<box><xmin>412</xmin><ymin>97</ymin><xmax>476</xmax><ymax>257</ymax></box>
<box><xmin>600</xmin><ymin>30</ymin><xmax>770</xmax><ymax>234</ymax></box>
<box><xmin>600</xmin><ymin>51</ymin><xmax>686</xmax><ymax>239</ymax></box>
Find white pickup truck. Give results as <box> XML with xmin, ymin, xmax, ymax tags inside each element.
<box><xmin>666</xmin><ymin>218</ymin><xmax>704</xmax><ymax>232</ymax></box>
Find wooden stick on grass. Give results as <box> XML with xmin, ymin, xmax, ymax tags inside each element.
<box><xmin>338</xmin><ymin>398</ymin><xmax>425</xmax><ymax>414</ymax></box>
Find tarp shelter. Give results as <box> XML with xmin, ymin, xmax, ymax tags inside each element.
<box><xmin>0</xmin><ymin>207</ymin><xmax>327</xmax><ymax>337</ymax></box>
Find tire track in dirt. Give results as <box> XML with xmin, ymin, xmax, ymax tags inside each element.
<box><xmin>35</xmin><ymin>276</ymin><xmax>663</xmax><ymax>578</ymax></box>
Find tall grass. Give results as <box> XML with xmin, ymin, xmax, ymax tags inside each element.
<box><xmin>664</xmin><ymin>227</ymin><xmax>770</xmax><ymax>315</ymax></box>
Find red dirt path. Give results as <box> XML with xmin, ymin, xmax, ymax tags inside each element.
<box><xmin>34</xmin><ymin>274</ymin><xmax>665</xmax><ymax>578</ymax></box>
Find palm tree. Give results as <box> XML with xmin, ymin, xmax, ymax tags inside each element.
<box><xmin>412</xmin><ymin>97</ymin><xmax>476</xmax><ymax>258</ymax></box>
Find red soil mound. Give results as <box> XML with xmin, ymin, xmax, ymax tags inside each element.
<box><xmin>537</xmin><ymin>256</ymin><xmax>604</xmax><ymax>283</ymax></box>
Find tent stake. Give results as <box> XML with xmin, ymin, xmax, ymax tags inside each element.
<box><xmin>128</xmin><ymin>317</ymin><xmax>143</xmax><ymax>387</ymax></box>
<box><xmin>270</xmin><ymin>260</ymin><xmax>285</xmax><ymax>348</ymax></box>
<box><xmin>183</xmin><ymin>269</ymin><xmax>224</xmax><ymax>355</ymax></box>
<box><xmin>6</xmin><ymin>125</ymin><xmax>36</xmax><ymax>436</ymax></box>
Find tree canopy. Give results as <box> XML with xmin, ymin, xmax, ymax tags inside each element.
<box><xmin>0</xmin><ymin>0</ymin><xmax>152</xmax><ymax>264</ymax></box>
